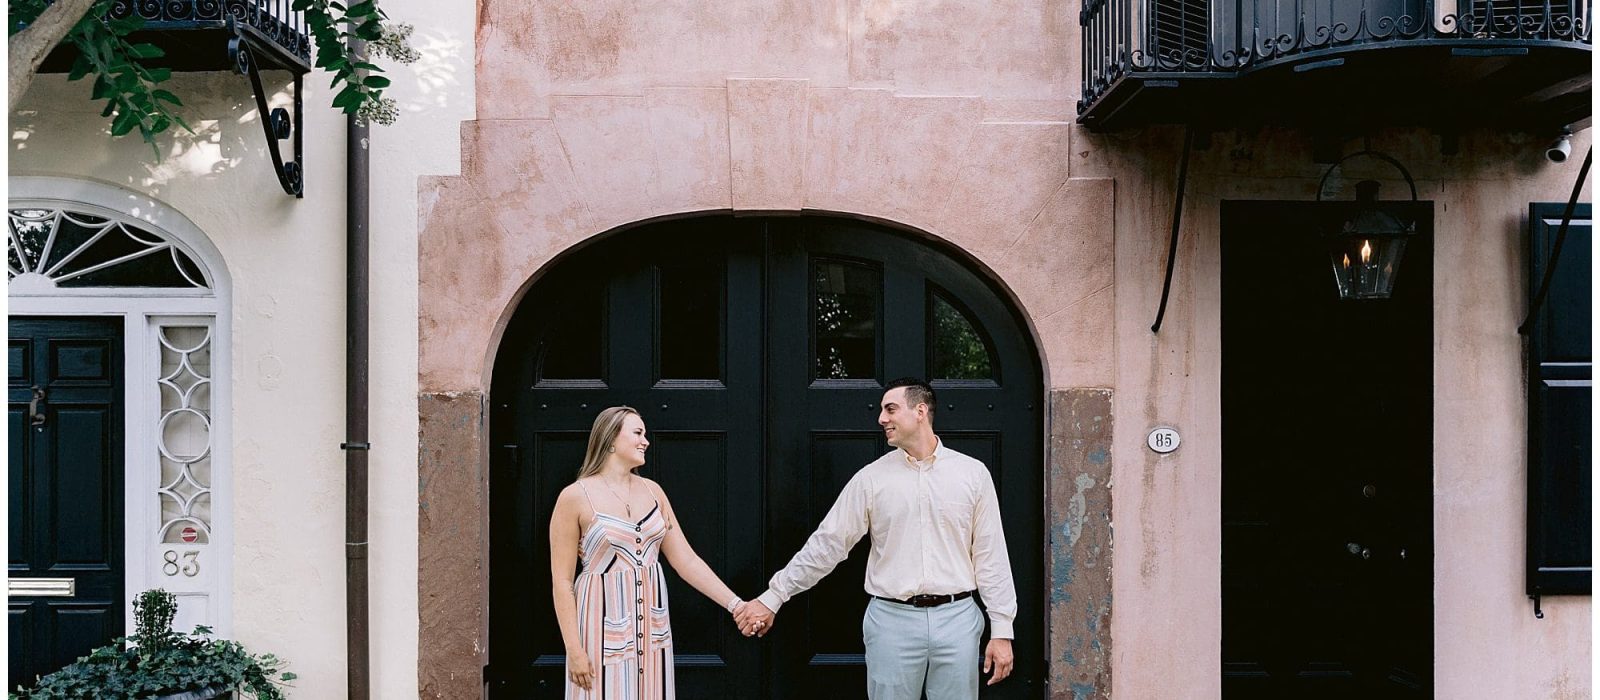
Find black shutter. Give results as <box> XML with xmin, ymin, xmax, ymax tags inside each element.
<box><xmin>1526</xmin><ymin>202</ymin><xmax>1592</xmax><ymax>596</ymax></box>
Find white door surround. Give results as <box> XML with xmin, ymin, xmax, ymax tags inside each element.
<box><xmin>8</xmin><ymin>176</ymin><xmax>233</xmax><ymax>638</ymax></box>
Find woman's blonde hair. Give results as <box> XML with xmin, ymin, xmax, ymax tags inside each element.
<box><xmin>576</xmin><ymin>406</ymin><xmax>639</xmax><ymax>480</ymax></box>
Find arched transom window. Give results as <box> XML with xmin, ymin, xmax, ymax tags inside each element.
<box><xmin>8</xmin><ymin>207</ymin><xmax>212</xmax><ymax>292</ymax></box>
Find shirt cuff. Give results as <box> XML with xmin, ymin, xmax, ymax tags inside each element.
<box><xmin>988</xmin><ymin>614</ymin><xmax>1014</xmax><ymax>640</ymax></box>
<box><xmin>756</xmin><ymin>589</ymin><xmax>786</xmax><ymax>614</ymax></box>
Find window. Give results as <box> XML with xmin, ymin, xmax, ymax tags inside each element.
<box><xmin>929</xmin><ymin>289</ymin><xmax>996</xmax><ymax>382</ymax></box>
<box><xmin>812</xmin><ymin>259</ymin><xmax>881</xmax><ymax>380</ymax></box>
<box><xmin>658</xmin><ymin>259</ymin><xmax>723</xmax><ymax>381</ymax></box>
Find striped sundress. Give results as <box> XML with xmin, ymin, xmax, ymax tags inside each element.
<box><xmin>568</xmin><ymin>498</ymin><xmax>674</xmax><ymax>699</ymax></box>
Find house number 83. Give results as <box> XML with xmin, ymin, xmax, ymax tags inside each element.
<box><xmin>162</xmin><ymin>550</ymin><xmax>199</xmax><ymax>577</ymax></box>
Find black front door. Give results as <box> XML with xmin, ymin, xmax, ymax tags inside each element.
<box><xmin>8</xmin><ymin>316</ymin><xmax>126</xmax><ymax>687</ymax></box>
<box><xmin>488</xmin><ymin>216</ymin><xmax>1044</xmax><ymax>698</ymax></box>
<box><xmin>1221</xmin><ymin>202</ymin><xmax>1433</xmax><ymax>698</ymax></box>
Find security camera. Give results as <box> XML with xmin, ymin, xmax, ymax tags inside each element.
<box><xmin>1546</xmin><ymin>129</ymin><xmax>1573</xmax><ymax>163</ymax></box>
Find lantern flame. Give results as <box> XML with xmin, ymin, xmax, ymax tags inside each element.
<box><xmin>1342</xmin><ymin>253</ymin><xmax>1351</xmax><ymax>269</ymax></box>
<box><xmin>1360</xmin><ymin>240</ymin><xmax>1373</xmax><ymax>265</ymax></box>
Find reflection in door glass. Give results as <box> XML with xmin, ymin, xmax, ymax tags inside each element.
<box><xmin>930</xmin><ymin>292</ymin><xmax>994</xmax><ymax>380</ymax></box>
<box><xmin>659</xmin><ymin>260</ymin><xmax>722</xmax><ymax>380</ymax></box>
<box><xmin>539</xmin><ymin>281</ymin><xmax>603</xmax><ymax>380</ymax></box>
<box><xmin>813</xmin><ymin>260</ymin><xmax>880</xmax><ymax>379</ymax></box>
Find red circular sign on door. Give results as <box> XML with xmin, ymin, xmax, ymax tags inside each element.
<box><xmin>180</xmin><ymin>527</ymin><xmax>198</xmax><ymax>543</ymax></box>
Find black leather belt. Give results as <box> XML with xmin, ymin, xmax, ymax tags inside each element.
<box><xmin>872</xmin><ymin>591</ymin><xmax>975</xmax><ymax>608</ymax></box>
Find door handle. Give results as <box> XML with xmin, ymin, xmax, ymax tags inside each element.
<box><xmin>8</xmin><ymin>577</ymin><xmax>75</xmax><ymax>597</ymax></box>
<box><xmin>28</xmin><ymin>385</ymin><xmax>45</xmax><ymax>427</ymax></box>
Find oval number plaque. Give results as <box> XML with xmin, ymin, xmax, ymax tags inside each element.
<box><xmin>1147</xmin><ymin>427</ymin><xmax>1180</xmax><ymax>454</ymax></box>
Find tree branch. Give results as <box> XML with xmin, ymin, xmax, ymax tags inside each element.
<box><xmin>9</xmin><ymin>0</ymin><xmax>101</xmax><ymax>111</ymax></box>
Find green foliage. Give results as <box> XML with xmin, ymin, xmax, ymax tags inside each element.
<box><xmin>9</xmin><ymin>0</ymin><xmax>417</xmax><ymax>156</ymax></box>
<box><xmin>932</xmin><ymin>296</ymin><xmax>993</xmax><ymax>380</ymax></box>
<box><xmin>12</xmin><ymin>0</ymin><xmax>189</xmax><ymax>155</ymax></box>
<box><xmin>292</xmin><ymin>0</ymin><xmax>416</xmax><ymax>125</ymax></box>
<box><xmin>10</xmin><ymin>590</ymin><xmax>296</xmax><ymax>700</ymax></box>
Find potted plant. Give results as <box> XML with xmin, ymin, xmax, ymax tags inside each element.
<box><xmin>11</xmin><ymin>589</ymin><xmax>295</xmax><ymax>699</ymax></box>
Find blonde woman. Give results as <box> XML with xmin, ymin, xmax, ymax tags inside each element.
<box><xmin>549</xmin><ymin>406</ymin><xmax>751</xmax><ymax>698</ymax></box>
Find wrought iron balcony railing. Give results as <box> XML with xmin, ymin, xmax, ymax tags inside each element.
<box><xmin>36</xmin><ymin>0</ymin><xmax>312</xmax><ymax>195</ymax></box>
<box><xmin>1079</xmin><ymin>0</ymin><xmax>1594</xmax><ymax>131</ymax></box>
<box><xmin>105</xmin><ymin>0</ymin><xmax>310</xmax><ymax>72</ymax></box>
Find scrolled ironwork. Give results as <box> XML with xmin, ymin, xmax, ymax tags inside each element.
<box><xmin>1078</xmin><ymin>0</ymin><xmax>1594</xmax><ymax>119</ymax></box>
<box><xmin>229</xmin><ymin>31</ymin><xmax>304</xmax><ymax>197</ymax></box>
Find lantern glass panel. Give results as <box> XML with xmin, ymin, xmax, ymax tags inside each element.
<box><xmin>1327</xmin><ymin>237</ymin><xmax>1408</xmax><ymax>299</ymax></box>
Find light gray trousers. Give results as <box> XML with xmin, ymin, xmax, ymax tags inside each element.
<box><xmin>861</xmin><ymin>597</ymin><xmax>986</xmax><ymax>700</ymax></box>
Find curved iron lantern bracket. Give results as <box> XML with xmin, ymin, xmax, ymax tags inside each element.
<box><xmin>1315</xmin><ymin>150</ymin><xmax>1423</xmax><ymax>301</ymax></box>
<box><xmin>229</xmin><ymin>26</ymin><xmax>305</xmax><ymax>198</ymax></box>
<box><xmin>1316</xmin><ymin>150</ymin><xmax>1419</xmax><ymax>203</ymax></box>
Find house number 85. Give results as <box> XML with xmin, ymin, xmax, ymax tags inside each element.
<box><xmin>162</xmin><ymin>550</ymin><xmax>199</xmax><ymax>577</ymax></box>
<box><xmin>1147</xmin><ymin>427</ymin><xmax>1180</xmax><ymax>454</ymax></box>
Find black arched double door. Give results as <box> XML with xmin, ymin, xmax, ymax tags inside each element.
<box><xmin>488</xmin><ymin>216</ymin><xmax>1043</xmax><ymax>698</ymax></box>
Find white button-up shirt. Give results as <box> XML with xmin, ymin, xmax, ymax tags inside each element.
<box><xmin>755</xmin><ymin>439</ymin><xmax>1018</xmax><ymax>638</ymax></box>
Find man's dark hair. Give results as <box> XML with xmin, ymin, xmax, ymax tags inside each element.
<box><xmin>885</xmin><ymin>377</ymin><xmax>936</xmax><ymax>418</ymax></box>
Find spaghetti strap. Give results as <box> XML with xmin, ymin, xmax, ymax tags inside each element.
<box><xmin>642</xmin><ymin>480</ymin><xmax>673</xmax><ymax>532</ymax></box>
<box><xmin>574</xmin><ymin>480</ymin><xmax>598</xmax><ymax>520</ymax></box>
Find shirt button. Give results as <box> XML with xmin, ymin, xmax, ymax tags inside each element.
<box><xmin>637</xmin><ymin>615</ymin><xmax>643</xmax><ymax>620</ymax></box>
<box><xmin>637</xmin><ymin>598</ymin><xmax>643</xmax><ymax>604</ymax></box>
<box><xmin>635</xmin><ymin>549</ymin><xmax>642</xmax><ymax>555</ymax></box>
<box><xmin>635</xmin><ymin>537</ymin><xmax>642</xmax><ymax>543</ymax></box>
<box><xmin>637</xmin><ymin>649</ymin><xmax>644</xmax><ymax>656</ymax></box>
<box><xmin>635</xmin><ymin>526</ymin><xmax>642</xmax><ymax>532</ymax></box>
<box><xmin>635</xmin><ymin>580</ymin><xmax>642</xmax><ymax>587</ymax></box>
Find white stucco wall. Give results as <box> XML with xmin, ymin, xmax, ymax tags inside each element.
<box><xmin>7</xmin><ymin>0</ymin><xmax>472</xmax><ymax>694</ymax></box>
<box><xmin>366</xmin><ymin>0</ymin><xmax>476</xmax><ymax>694</ymax></box>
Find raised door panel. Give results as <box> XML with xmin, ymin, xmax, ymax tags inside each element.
<box><xmin>7</xmin><ymin>317</ymin><xmax>123</xmax><ymax>689</ymax></box>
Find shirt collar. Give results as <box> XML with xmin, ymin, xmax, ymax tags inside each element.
<box><xmin>900</xmin><ymin>436</ymin><xmax>944</xmax><ymax>470</ymax></box>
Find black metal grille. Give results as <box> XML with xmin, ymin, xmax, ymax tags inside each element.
<box><xmin>1152</xmin><ymin>0</ymin><xmax>1210</xmax><ymax>68</ymax></box>
<box><xmin>1080</xmin><ymin>0</ymin><xmax>1594</xmax><ymax>117</ymax></box>
<box><xmin>1461</xmin><ymin>0</ymin><xmax>1579</xmax><ymax>36</ymax></box>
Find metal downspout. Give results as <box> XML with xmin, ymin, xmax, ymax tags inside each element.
<box><xmin>342</xmin><ymin>38</ymin><xmax>373</xmax><ymax>700</ymax></box>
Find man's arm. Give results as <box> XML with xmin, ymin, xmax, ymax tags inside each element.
<box><xmin>971</xmin><ymin>472</ymin><xmax>1017</xmax><ymax>639</ymax></box>
<box><xmin>754</xmin><ymin>471</ymin><xmax>872</xmax><ymax>614</ymax></box>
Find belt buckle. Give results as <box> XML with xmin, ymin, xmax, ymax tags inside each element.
<box><xmin>910</xmin><ymin>594</ymin><xmax>943</xmax><ymax>608</ymax></box>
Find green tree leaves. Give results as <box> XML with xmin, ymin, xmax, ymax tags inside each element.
<box><xmin>8</xmin><ymin>0</ymin><xmax>418</xmax><ymax>157</ymax></box>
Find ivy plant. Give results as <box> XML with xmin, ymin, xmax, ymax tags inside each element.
<box><xmin>10</xmin><ymin>589</ymin><xmax>297</xmax><ymax>700</ymax></box>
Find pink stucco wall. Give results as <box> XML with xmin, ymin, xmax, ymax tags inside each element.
<box><xmin>414</xmin><ymin>1</ymin><xmax>1593</xmax><ymax>696</ymax></box>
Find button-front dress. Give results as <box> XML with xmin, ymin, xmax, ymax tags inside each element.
<box><xmin>568</xmin><ymin>495</ymin><xmax>674</xmax><ymax>700</ymax></box>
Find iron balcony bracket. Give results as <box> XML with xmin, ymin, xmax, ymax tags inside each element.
<box><xmin>229</xmin><ymin>25</ymin><xmax>305</xmax><ymax>198</ymax></box>
<box><xmin>1518</xmin><ymin>147</ymin><xmax>1591</xmax><ymax>335</ymax></box>
<box><xmin>1151</xmin><ymin>125</ymin><xmax>1195</xmax><ymax>334</ymax></box>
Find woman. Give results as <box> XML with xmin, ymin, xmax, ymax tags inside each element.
<box><xmin>549</xmin><ymin>406</ymin><xmax>754</xmax><ymax>697</ymax></box>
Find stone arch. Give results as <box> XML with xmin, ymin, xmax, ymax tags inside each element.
<box><xmin>415</xmin><ymin>81</ymin><xmax>1115</xmax><ymax>697</ymax></box>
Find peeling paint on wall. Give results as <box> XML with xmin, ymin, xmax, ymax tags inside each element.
<box><xmin>1047</xmin><ymin>388</ymin><xmax>1113</xmax><ymax>698</ymax></box>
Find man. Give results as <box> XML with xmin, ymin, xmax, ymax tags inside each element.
<box><xmin>735</xmin><ymin>377</ymin><xmax>1017</xmax><ymax>697</ymax></box>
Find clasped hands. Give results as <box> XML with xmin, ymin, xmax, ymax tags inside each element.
<box><xmin>729</xmin><ymin>599</ymin><xmax>776</xmax><ymax>637</ymax></box>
